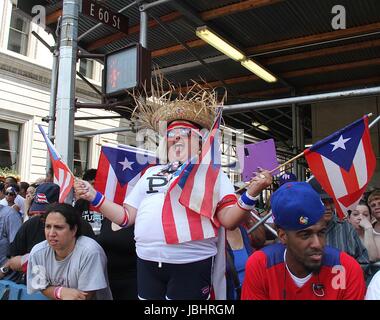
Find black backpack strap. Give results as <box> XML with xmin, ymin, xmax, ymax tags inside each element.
<box><xmin>226</xmin><ymin>244</ymin><xmax>242</xmax><ymax>299</ymax></box>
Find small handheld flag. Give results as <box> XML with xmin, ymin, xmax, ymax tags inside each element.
<box><xmin>38</xmin><ymin>125</ymin><xmax>74</xmax><ymax>203</ymax></box>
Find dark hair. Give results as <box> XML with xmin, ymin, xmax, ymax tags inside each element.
<box><xmin>5</xmin><ymin>176</ymin><xmax>17</xmax><ymax>184</ymax></box>
<box><xmin>19</xmin><ymin>181</ymin><xmax>29</xmax><ymax>191</ymax></box>
<box><xmin>0</xmin><ymin>182</ymin><xmax>4</xmax><ymax>193</ymax></box>
<box><xmin>45</xmin><ymin>203</ymin><xmax>82</xmax><ymax>238</ymax></box>
<box><xmin>82</xmin><ymin>169</ymin><xmax>97</xmax><ymax>182</ymax></box>
<box><xmin>348</xmin><ymin>200</ymin><xmax>371</xmax><ymax>217</ymax></box>
<box><xmin>8</xmin><ymin>183</ymin><xmax>20</xmax><ymax>193</ymax></box>
<box><xmin>359</xmin><ymin>200</ymin><xmax>371</xmax><ymax>216</ymax></box>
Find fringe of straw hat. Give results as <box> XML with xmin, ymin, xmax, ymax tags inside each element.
<box><xmin>129</xmin><ymin>71</ymin><xmax>225</xmax><ymax>133</ymax></box>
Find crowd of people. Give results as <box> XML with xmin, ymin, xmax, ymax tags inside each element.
<box><xmin>1</xmin><ymin>169</ymin><xmax>379</xmax><ymax>300</ymax></box>
<box><xmin>0</xmin><ymin>81</ymin><xmax>379</xmax><ymax>300</ymax></box>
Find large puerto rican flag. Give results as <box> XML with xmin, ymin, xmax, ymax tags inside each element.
<box><xmin>304</xmin><ymin>115</ymin><xmax>376</xmax><ymax>219</ymax></box>
<box><xmin>94</xmin><ymin>145</ymin><xmax>156</xmax><ymax>205</ymax></box>
<box><xmin>162</xmin><ymin>108</ymin><xmax>223</xmax><ymax>244</ymax></box>
<box><xmin>161</xmin><ymin>107</ymin><xmax>227</xmax><ymax>299</ymax></box>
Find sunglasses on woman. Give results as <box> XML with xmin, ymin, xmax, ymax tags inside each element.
<box><xmin>167</xmin><ymin>127</ymin><xmax>202</xmax><ymax>139</ymax></box>
<box><xmin>5</xmin><ymin>192</ymin><xmax>16</xmax><ymax>196</ymax></box>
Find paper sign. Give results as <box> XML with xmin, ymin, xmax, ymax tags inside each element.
<box><xmin>237</xmin><ymin>139</ymin><xmax>280</xmax><ymax>181</ymax></box>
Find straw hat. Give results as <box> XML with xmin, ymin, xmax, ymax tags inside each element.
<box><xmin>130</xmin><ymin>73</ymin><xmax>225</xmax><ymax>133</ymax></box>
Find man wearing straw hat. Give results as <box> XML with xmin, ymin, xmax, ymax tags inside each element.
<box><xmin>74</xmin><ymin>78</ymin><xmax>272</xmax><ymax>300</ymax></box>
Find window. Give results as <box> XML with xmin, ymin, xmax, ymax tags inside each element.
<box><xmin>7</xmin><ymin>6</ymin><xmax>30</xmax><ymax>56</ymax></box>
<box><xmin>79</xmin><ymin>59</ymin><xmax>94</xmax><ymax>79</ymax></box>
<box><xmin>0</xmin><ymin>121</ymin><xmax>20</xmax><ymax>171</ymax></box>
<box><xmin>73</xmin><ymin>138</ymin><xmax>89</xmax><ymax>177</ymax></box>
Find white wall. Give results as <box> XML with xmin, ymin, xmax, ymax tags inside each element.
<box><xmin>0</xmin><ymin>1</ymin><xmax>138</xmax><ymax>183</ymax></box>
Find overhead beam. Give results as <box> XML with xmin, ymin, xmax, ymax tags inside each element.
<box><xmin>156</xmin><ymin>36</ymin><xmax>380</xmax><ymax>77</ymax></box>
<box><xmin>246</xmin><ymin>22</ymin><xmax>380</xmax><ymax>55</ymax></box>
<box><xmin>86</xmin><ymin>11</ymin><xmax>181</xmax><ymax>51</ymax></box>
<box><xmin>262</xmin><ymin>38</ymin><xmax>380</xmax><ymax>65</ymax></box>
<box><xmin>204</xmin><ymin>57</ymin><xmax>380</xmax><ymax>88</ymax></box>
<box><xmin>238</xmin><ymin>76</ymin><xmax>380</xmax><ymax>99</ymax></box>
<box><xmin>86</xmin><ymin>0</ymin><xmax>280</xmax><ymax>51</ymax></box>
<box><xmin>302</xmin><ymin>76</ymin><xmax>380</xmax><ymax>93</ymax></box>
<box><xmin>200</xmin><ymin>0</ymin><xmax>283</xmax><ymax>20</ymax></box>
<box><xmin>152</xmin><ymin>22</ymin><xmax>380</xmax><ymax>59</ymax></box>
<box><xmin>282</xmin><ymin>57</ymin><xmax>380</xmax><ymax>78</ymax></box>
<box><xmin>152</xmin><ymin>39</ymin><xmax>204</xmax><ymax>58</ymax></box>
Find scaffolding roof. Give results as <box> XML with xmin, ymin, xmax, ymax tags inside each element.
<box><xmin>15</xmin><ymin>0</ymin><xmax>380</xmax><ymax>148</ymax></box>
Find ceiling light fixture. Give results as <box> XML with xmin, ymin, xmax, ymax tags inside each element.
<box><xmin>252</xmin><ymin>121</ymin><xmax>270</xmax><ymax>132</ymax></box>
<box><xmin>196</xmin><ymin>26</ymin><xmax>277</xmax><ymax>83</ymax></box>
<box><xmin>241</xmin><ymin>59</ymin><xmax>277</xmax><ymax>83</ymax></box>
<box><xmin>196</xmin><ymin>26</ymin><xmax>245</xmax><ymax>61</ymax></box>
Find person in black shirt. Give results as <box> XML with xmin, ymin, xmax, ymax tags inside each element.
<box><xmin>97</xmin><ymin>220</ymin><xmax>137</xmax><ymax>299</ymax></box>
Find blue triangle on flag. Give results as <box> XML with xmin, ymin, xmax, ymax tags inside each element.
<box><xmin>102</xmin><ymin>146</ymin><xmax>149</xmax><ymax>187</ymax></box>
<box><xmin>311</xmin><ymin>119</ymin><xmax>365</xmax><ymax>172</ymax></box>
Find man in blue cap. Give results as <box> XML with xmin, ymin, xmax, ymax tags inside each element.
<box><xmin>242</xmin><ymin>182</ymin><xmax>366</xmax><ymax>300</ymax></box>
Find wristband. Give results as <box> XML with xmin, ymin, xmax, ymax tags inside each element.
<box><xmin>237</xmin><ymin>191</ymin><xmax>259</xmax><ymax>211</ymax></box>
<box><xmin>91</xmin><ymin>191</ymin><xmax>105</xmax><ymax>208</ymax></box>
<box><xmin>54</xmin><ymin>286</ymin><xmax>63</xmax><ymax>300</ymax></box>
<box><xmin>119</xmin><ymin>207</ymin><xmax>129</xmax><ymax>228</ymax></box>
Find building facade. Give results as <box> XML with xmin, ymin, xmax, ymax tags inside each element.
<box><xmin>0</xmin><ymin>0</ymin><xmax>137</xmax><ymax>183</ymax></box>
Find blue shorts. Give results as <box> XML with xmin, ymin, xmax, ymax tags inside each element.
<box><xmin>137</xmin><ymin>257</ymin><xmax>213</xmax><ymax>300</ymax></box>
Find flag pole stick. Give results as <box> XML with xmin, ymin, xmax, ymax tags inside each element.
<box><xmin>369</xmin><ymin>114</ymin><xmax>380</xmax><ymax>129</ymax></box>
<box><xmin>236</xmin><ymin>112</ymin><xmax>376</xmax><ymax>193</ymax></box>
<box><xmin>236</xmin><ymin>151</ymin><xmax>305</xmax><ymax>192</ymax></box>
<box><xmin>268</xmin><ymin>151</ymin><xmax>305</xmax><ymax>174</ymax></box>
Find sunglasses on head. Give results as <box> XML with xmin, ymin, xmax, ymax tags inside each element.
<box><xmin>167</xmin><ymin>127</ymin><xmax>202</xmax><ymax>139</ymax></box>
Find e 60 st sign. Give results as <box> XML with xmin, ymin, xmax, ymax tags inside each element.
<box><xmin>82</xmin><ymin>0</ymin><xmax>129</xmax><ymax>34</ymax></box>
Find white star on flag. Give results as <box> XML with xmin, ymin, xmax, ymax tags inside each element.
<box><xmin>330</xmin><ymin>135</ymin><xmax>351</xmax><ymax>152</ymax></box>
<box><xmin>118</xmin><ymin>157</ymin><xmax>134</xmax><ymax>171</ymax></box>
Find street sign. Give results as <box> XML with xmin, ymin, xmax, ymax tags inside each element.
<box><xmin>82</xmin><ymin>0</ymin><xmax>129</xmax><ymax>34</ymax></box>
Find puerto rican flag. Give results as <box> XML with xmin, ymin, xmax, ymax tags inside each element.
<box><xmin>38</xmin><ymin>124</ymin><xmax>74</xmax><ymax>203</ymax></box>
<box><xmin>162</xmin><ymin>108</ymin><xmax>229</xmax><ymax>299</ymax></box>
<box><xmin>94</xmin><ymin>145</ymin><xmax>156</xmax><ymax>205</ymax></box>
<box><xmin>304</xmin><ymin>115</ymin><xmax>376</xmax><ymax>219</ymax></box>
<box><xmin>162</xmin><ymin>108</ymin><xmax>223</xmax><ymax>244</ymax></box>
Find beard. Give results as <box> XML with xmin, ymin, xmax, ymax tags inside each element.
<box><xmin>303</xmin><ymin>262</ymin><xmax>322</xmax><ymax>274</ymax></box>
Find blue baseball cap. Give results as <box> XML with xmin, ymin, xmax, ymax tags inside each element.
<box><xmin>271</xmin><ymin>182</ymin><xmax>325</xmax><ymax>230</ymax></box>
<box><xmin>29</xmin><ymin>182</ymin><xmax>60</xmax><ymax>214</ymax></box>
<box><xmin>278</xmin><ymin>172</ymin><xmax>297</xmax><ymax>186</ymax></box>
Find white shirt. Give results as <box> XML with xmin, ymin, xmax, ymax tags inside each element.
<box><xmin>0</xmin><ymin>195</ymin><xmax>24</xmax><ymax>215</ymax></box>
<box><xmin>366</xmin><ymin>269</ymin><xmax>380</xmax><ymax>300</ymax></box>
<box><xmin>125</xmin><ymin>165</ymin><xmax>235</xmax><ymax>264</ymax></box>
<box><xmin>284</xmin><ymin>249</ymin><xmax>312</xmax><ymax>288</ymax></box>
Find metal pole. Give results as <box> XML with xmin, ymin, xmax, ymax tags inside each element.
<box><xmin>296</xmin><ymin>106</ymin><xmax>302</xmax><ymax>179</ymax></box>
<box><xmin>250</xmin><ymin>211</ymin><xmax>277</xmax><ymax>237</ymax></box>
<box><xmin>140</xmin><ymin>0</ymin><xmax>175</xmax><ymax>11</ymax></box>
<box><xmin>75</xmin><ymin>115</ymin><xmax>123</xmax><ymax>121</ymax></box>
<box><xmin>47</xmin><ymin>46</ymin><xmax>59</xmax><ymax>168</ymax></box>
<box><xmin>247</xmin><ymin>212</ymin><xmax>273</xmax><ymax>234</ymax></box>
<box><xmin>299</xmin><ymin>110</ymin><xmax>305</xmax><ymax>181</ymax></box>
<box><xmin>55</xmin><ymin>0</ymin><xmax>79</xmax><ymax>202</ymax></box>
<box><xmin>223</xmin><ymin>86</ymin><xmax>380</xmax><ymax>113</ymax></box>
<box><xmin>139</xmin><ymin>8</ymin><xmax>148</xmax><ymax>48</ymax></box>
<box><xmin>74</xmin><ymin>127</ymin><xmax>134</xmax><ymax>137</ymax></box>
<box><xmin>370</xmin><ymin>115</ymin><xmax>380</xmax><ymax>128</ymax></box>
<box><xmin>291</xmin><ymin>103</ymin><xmax>297</xmax><ymax>176</ymax></box>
